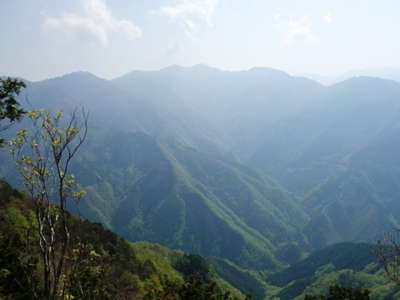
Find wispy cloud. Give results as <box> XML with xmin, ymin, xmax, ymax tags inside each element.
<box><xmin>160</xmin><ymin>0</ymin><xmax>219</xmax><ymax>38</ymax></box>
<box><xmin>323</xmin><ymin>14</ymin><xmax>333</xmax><ymax>25</ymax></box>
<box><xmin>275</xmin><ymin>15</ymin><xmax>318</xmax><ymax>45</ymax></box>
<box><xmin>44</xmin><ymin>0</ymin><xmax>142</xmax><ymax>46</ymax></box>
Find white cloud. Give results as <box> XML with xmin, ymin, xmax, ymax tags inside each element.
<box><xmin>160</xmin><ymin>0</ymin><xmax>219</xmax><ymax>38</ymax></box>
<box><xmin>324</xmin><ymin>14</ymin><xmax>333</xmax><ymax>25</ymax></box>
<box><xmin>275</xmin><ymin>15</ymin><xmax>318</xmax><ymax>45</ymax></box>
<box><xmin>44</xmin><ymin>0</ymin><xmax>142</xmax><ymax>46</ymax></box>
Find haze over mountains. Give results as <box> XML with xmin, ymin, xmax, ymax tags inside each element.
<box><xmin>301</xmin><ymin>67</ymin><xmax>400</xmax><ymax>86</ymax></box>
<box><xmin>2</xmin><ymin>65</ymin><xmax>400</xmax><ymax>295</ymax></box>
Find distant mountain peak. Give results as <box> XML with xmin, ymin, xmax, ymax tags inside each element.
<box><xmin>36</xmin><ymin>71</ymin><xmax>106</xmax><ymax>85</ymax></box>
<box><xmin>190</xmin><ymin>63</ymin><xmax>218</xmax><ymax>70</ymax></box>
<box><xmin>161</xmin><ymin>64</ymin><xmax>182</xmax><ymax>72</ymax></box>
<box><xmin>247</xmin><ymin>67</ymin><xmax>291</xmax><ymax>78</ymax></box>
<box><xmin>161</xmin><ymin>64</ymin><xmax>220</xmax><ymax>73</ymax></box>
<box><xmin>332</xmin><ymin>75</ymin><xmax>400</xmax><ymax>89</ymax></box>
<box><xmin>60</xmin><ymin>71</ymin><xmax>104</xmax><ymax>81</ymax></box>
<box><xmin>118</xmin><ymin>65</ymin><xmax>296</xmax><ymax>81</ymax></box>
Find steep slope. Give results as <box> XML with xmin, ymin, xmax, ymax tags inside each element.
<box><xmin>18</xmin><ymin>66</ymin><xmax>326</xmax><ymax>167</ymax></box>
<box><xmin>21</xmin><ymin>69</ymin><xmax>400</xmax><ymax>198</ymax></box>
<box><xmin>0</xmin><ymin>69</ymin><xmax>320</xmax><ymax>271</ymax></box>
<box><xmin>302</xmin><ymin>114</ymin><xmax>400</xmax><ymax>248</ymax></box>
<box><xmin>7</xmin><ymin>67</ymin><xmax>400</xmax><ymax>272</ymax></box>
<box><xmin>22</xmin><ymin>71</ymin><xmax>227</xmax><ymax>157</ymax></box>
<box><xmin>266</xmin><ymin>243</ymin><xmax>400</xmax><ymax>300</ymax></box>
<box><xmin>72</xmin><ymin>131</ymin><xmax>309</xmax><ymax>270</ymax></box>
<box><xmin>0</xmin><ymin>181</ymin><xmax>245</xmax><ymax>299</ymax></box>
<box><xmin>250</xmin><ymin>77</ymin><xmax>400</xmax><ymax>195</ymax></box>
<box><xmin>113</xmin><ymin>65</ymin><xmax>324</xmax><ymax>162</ymax></box>
<box><xmin>208</xmin><ymin>258</ymin><xmax>268</xmax><ymax>300</ymax></box>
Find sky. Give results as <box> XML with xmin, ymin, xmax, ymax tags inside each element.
<box><xmin>1</xmin><ymin>0</ymin><xmax>400</xmax><ymax>81</ymax></box>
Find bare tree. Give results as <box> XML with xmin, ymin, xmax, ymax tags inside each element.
<box><xmin>9</xmin><ymin>108</ymin><xmax>88</xmax><ymax>299</ymax></box>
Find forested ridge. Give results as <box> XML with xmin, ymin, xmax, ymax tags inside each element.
<box><xmin>2</xmin><ymin>67</ymin><xmax>400</xmax><ymax>298</ymax></box>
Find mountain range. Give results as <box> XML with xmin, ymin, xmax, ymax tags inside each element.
<box><xmin>2</xmin><ymin>65</ymin><xmax>400</xmax><ymax>284</ymax></box>
<box><xmin>301</xmin><ymin>67</ymin><xmax>400</xmax><ymax>85</ymax></box>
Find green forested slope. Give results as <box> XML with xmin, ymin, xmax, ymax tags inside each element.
<box><xmin>266</xmin><ymin>243</ymin><xmax>400</xmax><ymax>299</ymax></box>
<box><xmin>1</xmin><ymin>68</ymin><xmax>315</xmax><ymax>272</ymax></box>
<box><xmin>302</xmin><ymin>116</ymin><xmax>400</xmax><ymax>248</ymax></box>
<box><xmin>250</xmin><ymin>77</ymin><xmax>400</xmax><ymax>196</ymax></box>
<box><xmin>72</xmin><ymin>131</ymin><xmax>309</xmax><ymax>270</ymax></box>
<box><xmin>4</xmin><ymin>68</ymin><xmax>400</xmax><ymax>287</ymax></box>
<box><xmin>0</xmin><ymin>180</ymin><xmax>246</xmax><ymax>299</ymax></box>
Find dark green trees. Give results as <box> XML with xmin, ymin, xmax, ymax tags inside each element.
<box><xmin>373</xmin><ymin>230</ymin><xmax>400</xmax><ymax>285</ymax></box>
<box><xmin>0</xmin><ymin>77</ymin><xmax>26</xmax><ymax>145</ymax></box>
<box><xmin>304</xmin><ymin>285</ymin><xmax>370</xmax><ymax>300</ymax></box>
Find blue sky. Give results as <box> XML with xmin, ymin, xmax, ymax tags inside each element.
<box><xmin>1</xmin><ymin>0</ymin><xmax>400</xmax><ymax>80</ymax></box>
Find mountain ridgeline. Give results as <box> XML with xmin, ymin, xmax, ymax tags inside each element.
<box><xmin>3</xmin><ymin>65</ymin><xmax>400</xmax><ymax>284</ymax></box>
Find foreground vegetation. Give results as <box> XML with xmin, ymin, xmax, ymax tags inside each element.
<box><xmin>267</xmin><ymin>243</ymin><xmax>400</xmax><ymax>299</ymax></box>
<box><xmin>0</xmin><ymin>180</ymin><xmax>248</xmax><ymax>299</ymax></box>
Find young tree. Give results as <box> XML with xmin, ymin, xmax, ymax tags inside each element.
<box><xmin>0</xmin><ymin>78</ymin><xmax>26</xmax><ymax>145</ymax></box>
<box><xmin>9</xmin><ymin>108</ymin><xmax>88</xmax><ymax>299</ymax></box>
<box><xmin>373</xmin><ymin>229</ymin><xmax>400</xmax><ymax>285</ymax></box>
